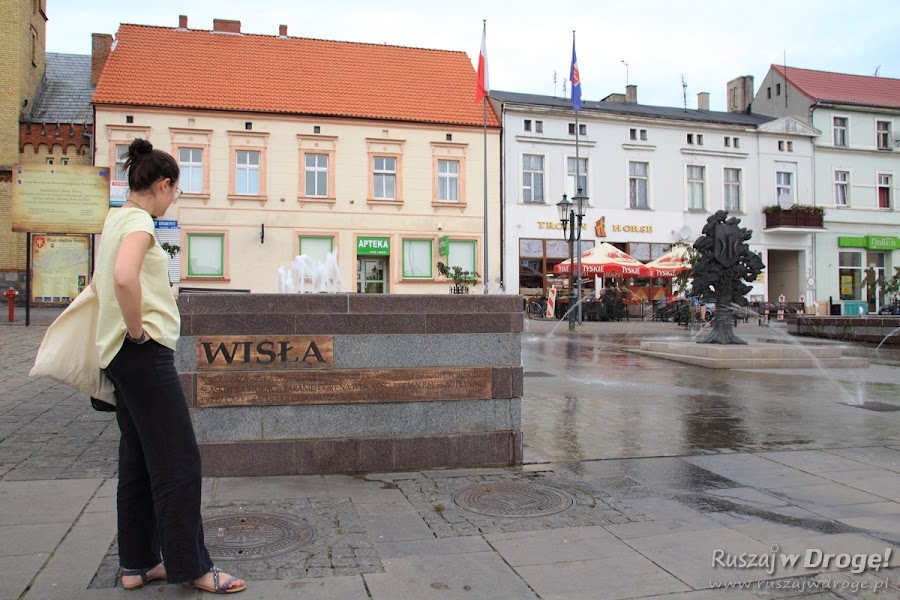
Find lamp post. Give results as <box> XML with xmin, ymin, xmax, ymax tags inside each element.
<box><xmin>557</xmin><ymin>191</ymin><xmax>587</xmax><ymax>332</ymax></box>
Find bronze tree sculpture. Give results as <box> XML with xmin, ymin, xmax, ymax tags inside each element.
<box><xmin>691</xmin><ymin>210</ymin><xmax>765</xmax><ymax>344</ymax></box>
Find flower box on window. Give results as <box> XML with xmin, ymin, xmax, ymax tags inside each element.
<box><xmin>762</xmin><ymin>205</ymin><xmax>825</xmax><ymax>229</ymax></box>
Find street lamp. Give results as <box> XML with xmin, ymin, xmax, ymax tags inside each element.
<box><xmin>557</xmin><ymin>191</ymin><xmax>587</xmax><ymax>331</ymax></box>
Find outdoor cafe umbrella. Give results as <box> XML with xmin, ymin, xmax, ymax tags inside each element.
<box><xmin>645</xmin><ymin>245</ymin><xmax>691</xmax><ymax>278</ymax></box>
<box><xmin>553</xmin><ymin>242</ymin><xmax>651</xmax><ymax>278</ymax></box>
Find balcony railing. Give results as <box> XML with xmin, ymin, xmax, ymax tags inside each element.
<box><xmin>763</xmin><ymin>207</ymin><xmax>825</xmax><ymax>230</ymax></box>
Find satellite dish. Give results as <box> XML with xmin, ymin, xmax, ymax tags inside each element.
<box><xmin>777</xmin><ymin>190</ymin><xmax>793</xmax><ymax>210</ymax></box>
<box><xmin>678</xmin><ymin>226</ymin><xmax>692</xmax><ymax>241</ymax></box>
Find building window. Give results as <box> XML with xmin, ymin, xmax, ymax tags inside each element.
<box><xmin>373</xmin><ymin>157</ymin><xmax>397</xmax><ymax>200</ymax></box>
<box><xmin>186</xmin><ymin>233</ymin><xmax>225</xmax><ymax>277</ymax></box>
<box><xmin>686</xmin><ymin>133</ymin><xmax>694</xmax><ymax>145</ymax></box>
<box><xmin>235</xmin><ymin>150</ymin><xmax>260</xmax><ymax>195</ymax></box>
<box><xmin>568</xmin><ymin>123</ymin><xmax>575</xmax><ymax>135</ymax></box>
<box><xmin>524</xmin><ymin>119</ymin><xmax>532</xmax><ymax>132</ymax></box>
<box><xmin>687</xmin><ymin>165</ymin><xmax>705</xmax><ymax>210</ymax></box>
<box><xmin>787</xmin><ymin>141</ymin><xmax>793</xmax><ymax>152</ymax></box>
<box><xmin>45</xmin><ymin>158</ymin><xmax>53</xmax><ymax>165</ymax></box>
<box><xmin>579</xmin><ymin>124</ymin><xmax>586</xmax><ymax>135</ymax></box>
<box><xmin>522</xmin><ymin>154</ymin><xmax>544</xmax><ymax>203</ymax></box>
<box><xmin>838</xmin><ymin>251</ymin><xmax>862</xmax><ymax>301</ymax></box>
<box><xmin>778</xmin><ymin>140</ymin><xmax>785</xmax><ymax>151</ymax></box>
<box><xmin>833</xmin><ymin>117</ymin><xmax>848</xmax><ymax>146</ymax></box>
<box><xmin>298</xmin><ymin>236</ymin><xmax>334</xmax><ymax>262</ymax></box>
<box><xmin>566</xmin><ymin>157</ymin><xmax>588</xmax><ymax>197</ymax></box>
<box><xmin>878</xmin><ymin>174</ymin><xmax>892</xmax><ymax>209</ymax></box>
<box><xmin>697</xmin><ymin>134</ymin><xmax>704</xmax><ymax>146</ymax></box>
<box><xmin>776</xmin><ymin>171</ymin><xmax>794</xmax><ymax>205</ymax></box>
<box><xmin>724</xmin><ymin>167</ymin><xmax>741</xmax><ymax>212</ymax></box>
<box><xmin>640</xmin><ymin>129</ymin><xmax>647</xmax><ymax>141</ymax></box>
<box><xmin>630</xmin><ymin>128</ymin><xmax>637</xmax><ymax>140</ymax></box>
<box><xmin>178</xmin><ymin>148</ymin><xmax>203</xmax><ymax>194</ymax></box>
<box><xmin>629</xmin><ymin>161</ymin><xmax>649</xmax><ymax>209</ymax></box>
<box><xmin>402</xmin><ymin>239</ymin><xmax>433</xmax><ymax>278</ymax></box>
<box><xmin>733</xmin><ymin>137</ymin><xmax>740</xmax><ymax>148</ymax></box>
<box><xmin>834</xmin><ymin>170</ymin><xmax>849</xmax><ymax>206</ymax></box>
<box><xmin>767</xmin><ymin>87</ymin><xmax>772</xmax><ymax>99</ymax></box>
<box><xmin>437</xmin><ymin>159</ymin><xmax>460</xmax><ymax>202</ymax></box>
<box><xmin>724</xmin><ymin>136</ymin><xmax>731</xmax><ymax>147</ymax></box>
<box><xmin>535</xmin><ymin>120</ymin><xmax>543</xmax><ymax>133</ymax></box>
<box><xmin>304</xmin><ymin>153</ymin><xmax>329</xmax><ymax>197</ymax></box>
<box><xmin>877</xmin><ymin>121</ymin><xmax>892</xmax><ymax>150</ymax></box>
<box><xmin>776</xmin><ymin>83</ymin><xmax>781</xmax><ymax>95</ymax></box>
<box><xmin>115</xmin><ymin>144</ymin><xmax>129</xmax><ymax>181</ymax></box>
<box><xmin>61</xmin><ymin>158</ymin><xmax>69</xmax><ymax>165</ymax></box>
<box><xmin>448</xmin><ymin>240</ymin><xmax>477</xmax><ymax>276</ymax></box>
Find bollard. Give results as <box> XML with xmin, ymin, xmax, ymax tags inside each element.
<box><xmin>5</xmin><ymin>288</ymin><xmax>18</xmax><ymax>322</ymax></box>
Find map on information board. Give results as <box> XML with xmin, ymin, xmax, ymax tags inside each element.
<box><xmin>31</xmin><ymin>235</ymin><xmax>90</xmax><ymax>302</ymax></box>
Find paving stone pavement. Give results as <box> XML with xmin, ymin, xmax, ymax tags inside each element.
<box><xmin>1</xmin><ymin>310</ymin><xmax>898</xmax><ymax>599</ymax></box>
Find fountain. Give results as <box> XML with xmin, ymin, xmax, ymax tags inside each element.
<box><xmin>277</xmin><ymin>251</ymin><xmax>344</xmax><ymax>293</ymax></box>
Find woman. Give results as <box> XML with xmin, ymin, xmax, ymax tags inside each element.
<box><xmin>95</xmin><ymin>139</ymin><xmax>245</xmax><ymax>594</ymax></box>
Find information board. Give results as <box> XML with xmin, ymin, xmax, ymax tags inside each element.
<box><xmin>12</xmin><ymin>164</ymin><xmax>110</xmax><ymax>233</ymax></box>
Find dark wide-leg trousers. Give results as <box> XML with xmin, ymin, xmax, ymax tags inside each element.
<box><xmin>106</xmin><ymin>339</ymin><xmax>213</xmax><ymax>584</ymax></box>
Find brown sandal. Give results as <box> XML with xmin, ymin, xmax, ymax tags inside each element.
<box><xmin>121</xmin><ymin>565</ymin><xmax>165</xmax><ymax>590</ymax></box>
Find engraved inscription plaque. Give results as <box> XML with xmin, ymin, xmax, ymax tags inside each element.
<box><xmin>197</xmin><ymin>336</ymin><xmax>333</xmax><ymax>371</ymax></box>
<box><xmin>196</xmin><ymin>367</ymin><xmax>493</xmax><ymax>407</ymax></box>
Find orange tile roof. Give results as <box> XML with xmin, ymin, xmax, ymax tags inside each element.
<box><xmin>773</xmin><ymin>64</ymin><xmax>900</xmax><ymax>109</ymax></box>
<box><xmin>93</xmin><ymin>24</ymin><xmax>499</xmax><ymax>127</ymax></box>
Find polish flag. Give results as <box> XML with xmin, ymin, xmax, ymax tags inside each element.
<box><xmin>476</xmin><ymin>23</ymin><xmax>489</xmax><ymax>102</ymax></box>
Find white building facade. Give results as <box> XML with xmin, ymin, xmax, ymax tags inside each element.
<box><xmin>754</xmin><ymin>66</ymin><xmax>900</xmax><ymax>314</ymax></box>
<box><xmin>492</xmin><ymin>88</ymin><xmax>817</xmax><ymax>306</ymax></box>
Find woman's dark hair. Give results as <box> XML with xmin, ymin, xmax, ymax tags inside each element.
<box><xmin>122</xmin><ymin>139</ymin><xmax>179</xmax><ymax>192</ymax></box>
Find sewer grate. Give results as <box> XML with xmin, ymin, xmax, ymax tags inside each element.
<box><xmin>842</xmin><ymin>401</ymin><xmax>900</xmax><ymax>412</ymax></box>
<box><xmin>524</xmin><ymin>371</ymin><xmax>555</xmax><ymax>378</ymax></box>
<box><xmin>203</xmin><ymin>513</ymin><xmax>315</xmax><ymax>560</ymax></box>
<box><xmin>452</xmin><ymin>483</ymin><xmax>574</xmax><ymax>518</ymax></box>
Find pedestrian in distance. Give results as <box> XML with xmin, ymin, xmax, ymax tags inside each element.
<box><xmin>95</xmin><ymin>138</ymin><xmax>245</xmax><ymax>594</ymax></box>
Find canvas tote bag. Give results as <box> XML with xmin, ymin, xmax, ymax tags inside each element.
<box><xmin>30</xmin><ymin>282</ymin><xmax>116</xmax><ymax>408</ymax></box>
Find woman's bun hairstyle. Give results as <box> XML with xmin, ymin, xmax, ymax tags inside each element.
<box><xmin>122</xmin><ymin>138</ymin><xmax>179</xmax><ymax>192</ymax></box>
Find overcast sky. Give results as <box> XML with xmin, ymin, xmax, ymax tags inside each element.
<box><xmin>46</xmin><ymin>0</ymin><xmax>900</xmax><ymax>112</ymax></box>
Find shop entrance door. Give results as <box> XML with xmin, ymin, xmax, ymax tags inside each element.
<box><xmin>357</xmin><ymin>258</ymin><xmax>386</xmax><ymax>293</ymax></box>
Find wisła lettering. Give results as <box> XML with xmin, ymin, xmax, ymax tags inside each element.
<box><xmin>197</xmin><ymin>336</ymin><xmax>334</xmax><ymax>370</ymax></box>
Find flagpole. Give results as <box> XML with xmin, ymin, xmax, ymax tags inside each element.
<box><xmin>573</xmin><ymin>31</ymin><xmax>583</xmax><ymax>323</ymax></box>
<box><xmin>483</xmin><ymin>93</ymin><xmax>488</xmax><ymax>294</ymax></box>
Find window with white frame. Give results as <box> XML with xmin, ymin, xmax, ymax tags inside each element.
<box><xmin>178</xmin><ymin>148</ymin><xmax>203</xmax><ymax>194</ymax></box>
<box><xmin>833</xmin><ymin>117</ymin><xmax>848</xmax><ymax>146</ymax></box>
<box><xmin>535</xmin><ymin>120</ymin><xmax>543</xmax><ymax>133</ymax></box>
<box><xmin>402</xmin><ymin>239</ymin><xmax>433</xmax><ymax>278</ymax></box>
<box><xmin>566</xmin><ymin>157</ymin><xmax>588</xmax><ymax>197</ymax></box>
<box><xmin>776</xmin><ymin>171</ymin><xmax>794</xmax><ymax>205</ymax></box>
<box><xmin>877</xmin><ymin>121</ymin><xmax>892</xmax><ymax>150</ymax></box>
<box><xmin>522</xmin><ymin>154</ymin><xmax>544</xmax><ymax>203</ymax></box>
<box><xmin>834</xmin><ymin>170</ymin><xmax>849</xmax><ymax>206</ymax></box>
<box><xmin>448</xmin><ymin>240</ymin><xmax>477</xmax><ymax>275</ymax></box>
<box><xmin>878</xmin><ymin>174</ymin><xmax>892</xmax><ymax>209</ymax></box>
<box><xmin>114</xmin><ymin>144</ymin><xmax>129</xmax><ymax>181</ymax></box>
<box><xmin>298</xmin><ymin>236</ymin><xmax>333</xmax><ymax>262</ymax></box>
<box><xmin>686</xmin><ymin>165</ymin><xmax>705</xmax><ymax>210</ymax></box>
<box><xmin>437</xmin><ymin>159</ymin><xmax>459</xmax><ymax>202</ymax></box>
<box><xmin>186</xmin><ymin>233</ymin><xmax>224</xmax><ymax>277</ymax></box>
<box><xmin>524</xmin><ymin>119</ymin><xmax>532</xmax><ymax>132</ymax></box>
<box><xmin>304</xmin><ymin>154</ymin><xmax>329</xmax><ymax>197</ymax></box>
<box><xmin>724</xmin><ymin>167</ymin><xmax>741</xmax><ymax>212</ymax></box>
<box><xmin>373</xmin><ymin>156</ymin><xmax>397</xmax><ymax>200</ymax></box>
<box><xmin>838</xmin><ymin>251</ymin><xmax>862</xmax><ymax>301</ymax></box>
<box><xmin>235</xmin><ymin>150</ymin><xmax>260</xmax><ymax>195</ymax></box>
<box><xmin>629</xmin><ymin>161</ymin><xmax>649</xmax><ymax>209</ymax></box>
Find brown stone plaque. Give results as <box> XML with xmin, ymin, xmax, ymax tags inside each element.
<box><xmin>197</xmin><ymin>336</ymin><xmax>333</xmax><ymax>371</ymax></box>
<box><xmin>196</xmin><ymin>367</ymin><xmax>492</xmax><ymax>407</ymax></box>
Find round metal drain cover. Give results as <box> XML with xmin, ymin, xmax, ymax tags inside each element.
<box><xmin>203</xmin><ymin>513</ymin><xmax>314</xmax><ymax>560</ymax></box>
<box><xmin>452</xmin><ymin>483</ymin><xmax>574</xmax><ymax>518</ymax></box>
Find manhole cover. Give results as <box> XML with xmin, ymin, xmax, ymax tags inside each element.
<box><xmin>842</xmin><ymin>401</ymin><xmax>900</xmax><ymax>412</ymax></box>
<box><xmin>203</xmin><ymin>513</ymin><xmax>315</xmax><ymax>560</ymax></box>
<box><xmin>452</xmin><ymin>483</ymin><xmax>574</xmax><ymax>518</ymax></box>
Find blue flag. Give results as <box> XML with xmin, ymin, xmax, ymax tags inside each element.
<box><xmin>569</xmin><ymin>36</ymin><xmax>582</xmax><ymax>112</ymax></box>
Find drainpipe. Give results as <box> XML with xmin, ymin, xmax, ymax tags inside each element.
<box><xmin>498</xmin><ymin>100</ymin><xmax>506</xmax><ymax>293</ymax></box>
<box><xmin>808</xmin><ymin>101</ymin><xmax>820</xmax><ymax>307</ymax></box>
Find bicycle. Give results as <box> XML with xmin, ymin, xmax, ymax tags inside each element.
<box><xmin>526</xmin><ymin>297</ymin><xmax>553</xmax><ymax>320</ymax></box>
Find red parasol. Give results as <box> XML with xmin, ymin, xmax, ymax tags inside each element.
<box><xmin>553</xmin><ymin>242</ymin><xmax>651</xmax><ymax>277</ymax></box>
<box><xmin>645</xmin><ymin>246</ymin><xmax>691</xmax><ymax>278</ymax></box>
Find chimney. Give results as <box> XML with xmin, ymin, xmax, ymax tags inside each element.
<box><xmin>625</xmin><ymin>84</ymin><xmax>637</xmax><ymax>104</ymax></box>
<box><xmin>178</xmin><ymin>15</ymin><xmax>188</xmax><ymax>29</ymax></box>
<box><xmin>213</xmin><ymin>19</ymin><xmax>241</xmax><ymax>34</ymax></box>
<box><xmin>278</xmin><ymin>24</ymin><xmax>288</xmax><ymax>37</ymax></box>
<box><xmin>726</xmin><ymin>75</ymin><xmax>754</xmax><ymax>113</ymax></box>
<box><xmin>697</xmin><ymin>92</ymin><xmax>709</xmax><ymax>111</ymax></box>
<box><xmin>90</xmin><ymin>33</ymin><xmax>114</xmax><ymax>86</ymax></box>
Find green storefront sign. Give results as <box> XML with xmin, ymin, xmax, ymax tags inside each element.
<box><xmin>838</xmin><ymin>235</ymin><xmax>898</xmax><ymax>251</ymax></box>
<box><xmin>357</xmin><ymin>236</ymin><xmax>390</xmax><ymax>256</ymax></box>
